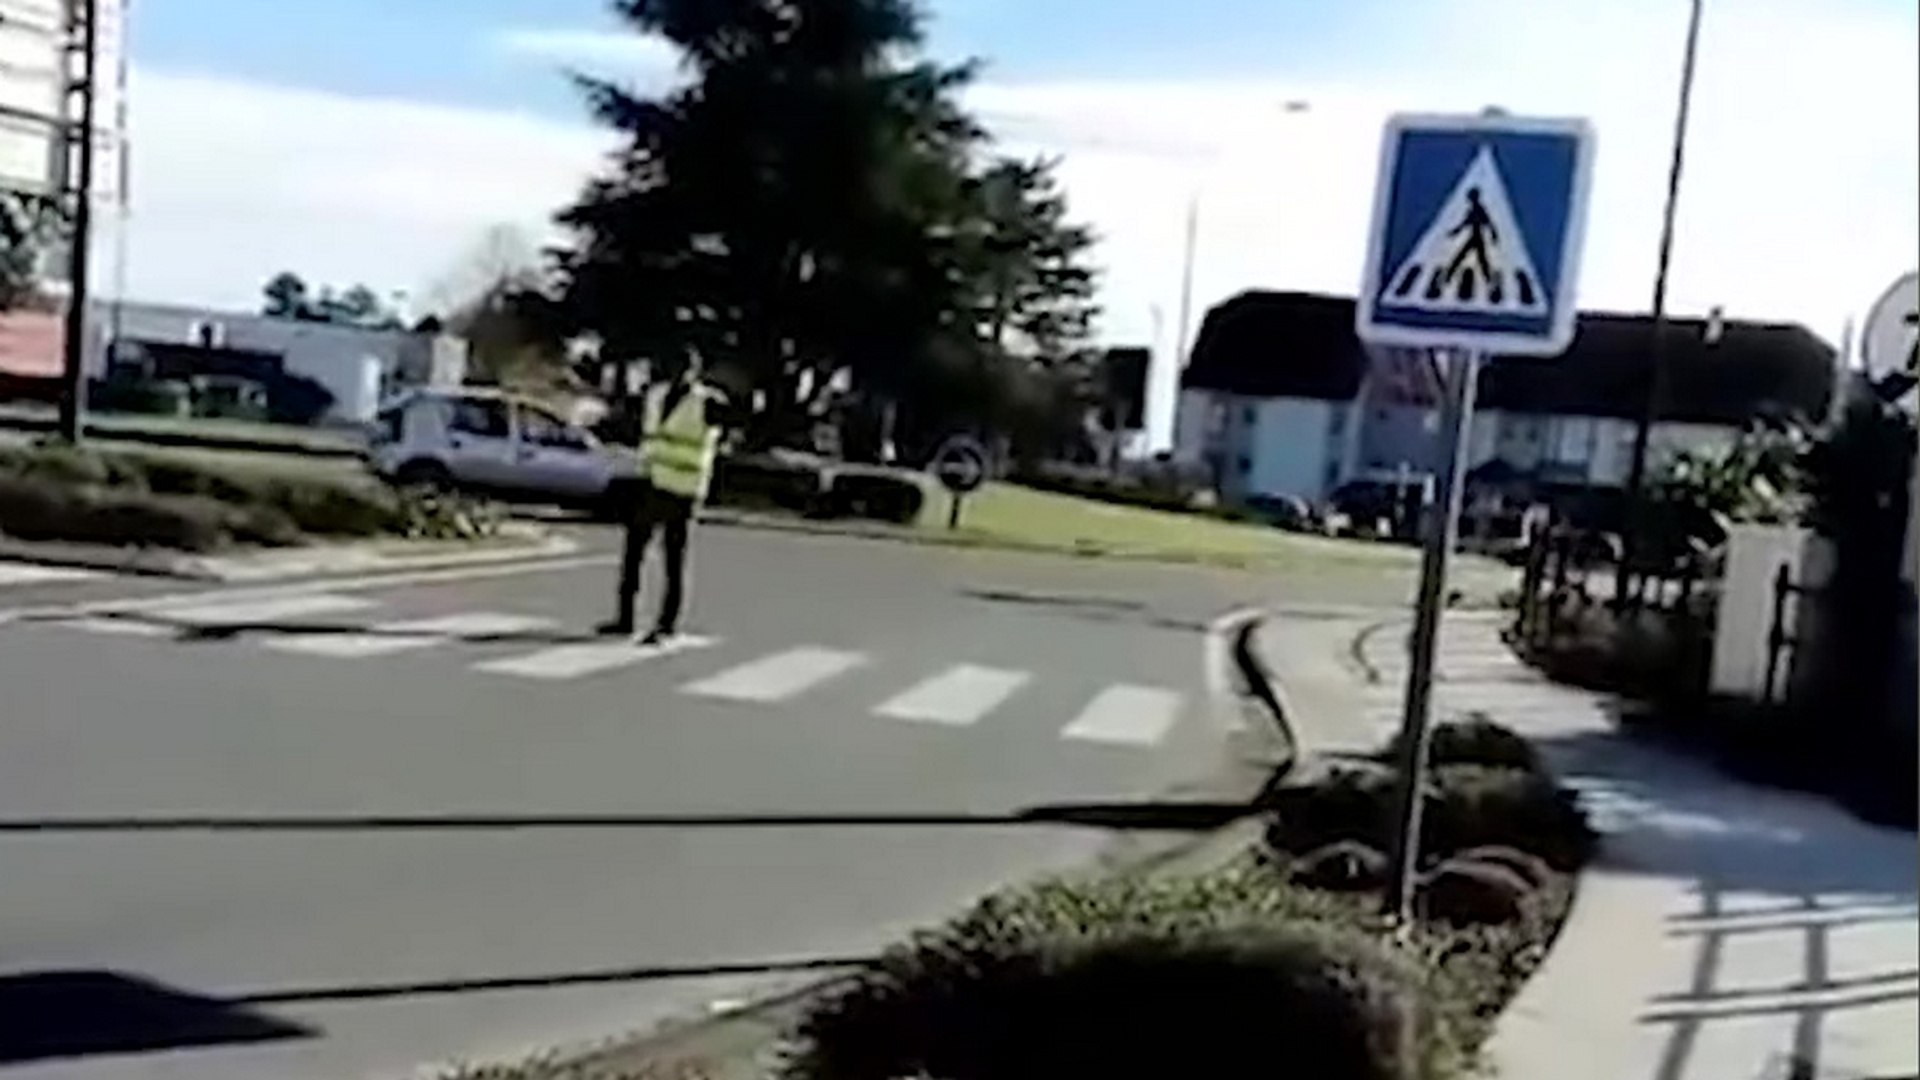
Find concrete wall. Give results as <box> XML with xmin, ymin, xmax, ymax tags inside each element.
<box><xmin>1712</xmin><ymin>524</ymin><xmax>1814</xmax><ymax>698</ymax></box>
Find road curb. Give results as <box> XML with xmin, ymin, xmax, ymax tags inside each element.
<box><xmin>0</xmin><ymin>529</ymin><xmax>578</xmax><ymax>584</ymax></box>
<box><xmin>437</xmin><ymin>609</ymin><xmax>1292</xmax><ymax>1080</ymax></box>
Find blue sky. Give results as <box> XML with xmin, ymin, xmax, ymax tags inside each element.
<box><xmin>115</xmin><ymin>0</ymin><xmax>1918</xmax><ymax>444</ymax></box>
<box><xmin>135</xmin><ymin>0</ymin><xmax>1409</xmax><ymax>116</ymax></box>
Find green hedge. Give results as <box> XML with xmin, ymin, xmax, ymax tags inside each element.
<box><xmin>1266</xmin><ymin>759</ymin><xmax>1594</xmax><ymax>873</ymax></box>
<box><xmin>0</xmin><ymin>443</ymin><xmax>499</xmax><ymax>550</ymax></box>
<box><xmin>787</xmin><ymin>871</ymin><xmax>1466</xmax><ymax>1080</ymax></box>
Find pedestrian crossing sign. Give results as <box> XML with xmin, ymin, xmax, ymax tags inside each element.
<box><xmin>1356</xmin><ymin>112</ymin><xmax>1595</xmax><ymax>357</ymax></box>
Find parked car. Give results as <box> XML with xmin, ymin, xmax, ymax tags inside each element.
<box><xmin>368</xmin><ymin>387</ymin><xmax>642</xmax><ymax>513</ymax></box>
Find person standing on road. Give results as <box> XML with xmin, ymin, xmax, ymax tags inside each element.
<box><xmin>599</xmin><ymin>351</ymin><xmax>727</xmax><ymax>645</ymax></box>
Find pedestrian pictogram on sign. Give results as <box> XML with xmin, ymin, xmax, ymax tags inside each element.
<box><xmin>1384</xmin><ymin>147</ymin><xmax>1547</xmax><ymax>317</ymax></box>
<box><xmin>1357</xmin><ymin>112</ymin><xmax>1594</xmax><ymax>357</ymax></box>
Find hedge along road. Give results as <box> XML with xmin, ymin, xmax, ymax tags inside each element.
<box><xmin>0</xmin><ymin>520</ymin><xmax>1313</xmax><ymax>1080</ymax></box>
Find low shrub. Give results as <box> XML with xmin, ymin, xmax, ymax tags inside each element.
<box><xmin>710</xmin><ymin>454</ymin><xmax>824</xmax><ymax>514</ymax></box>
<box><xmin>1417</xmin><ymin>859</ymin><xmax>1535</xmax><ymax>927</ymax></box>
<box><xmin>1265</xmin><ymin>761</ymin><xmax>1594</xmax><ymax>873</ymax></box>
<box><xmin>0</xmin><ymin>475</ymin><xmax>230</xmax><ymax>552</ymax></box>
<box><xmin>1449</xmin><ymin>845</ymin><xmax>1554</xmax><ymax>890</ymax></box>
<box><xmin>1385</xmin><ymin>714</ymin><xmax>1544</xmax><ymax>775</ymax></box>
<box><xmin>0</xmin><ymin>441</ymin><xmax>501</xmax><ymax>548</ymax></box>
<box><xmin>1264</xmin><ymin>763</ymin><xmax>1400</xmax><ymax>854</ymax></box>
<box><xmin>1422</xmin><ymin>764</ymin><xmax>1596</xmax><ymax>873</ymax></box>
<box><xmin>1290</xmin><ymin>840</ymin><xmax>1391</xmax><ymax>893</ymax></box>
<box><xmin>89</xmin><ymin>376</ymin><xmax>192</xmax><ymax>417</ymax></box>
<box><xmin>822</xmin><ymin>469</ymin><xmax>925</xmax><ymax>525</ymax></box>
<box><xmin>788</xmin><ymin>903</ymin><xmax>1451</xmax><ymax>1080</ymax></box>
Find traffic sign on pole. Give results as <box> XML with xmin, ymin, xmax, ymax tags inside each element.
<box><xmin>930</xmin><ymin>435</ymin><xmax>988</xmax><ymax>530</ymax></box>
<box><xmin>1355</xmin><ymin>110</ymin><xmax>1595</xmax><ymax>924</ymax></box>
<box><xmin>1860</xmin><ymin>271</ymin><xmax>1918</xmax><ymax>406</ymax></box>
<box><xmin>1357</xmin><ymin>112</ymin><xmax>1595</xmax><ymax>357</ymax></box>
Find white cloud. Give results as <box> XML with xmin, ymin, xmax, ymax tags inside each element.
<box><xmin>112</xmin><ymin>67</ymin><xmax>614</xmax><ymax>314</ymax></box>
<box><xmin>111</xmin><ymin>0</ymin><xmax>1915</xmax><ymax>445</ymax></box>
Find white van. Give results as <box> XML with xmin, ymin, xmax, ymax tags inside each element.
<box><xmin>368</xmin><ymin>387</ymin><xmax>642</xmax><ymax>511</ymax></box>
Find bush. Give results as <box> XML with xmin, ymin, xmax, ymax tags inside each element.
<box><xmin>710</xmin><ymin>454</ymin><xmax>824</xmax><ymax>513</ymax></box>
<box><xmin>89</xmin><ymin>377</ymin><xmax>192</xmax><ymax>417</ymax></box>
<box><xmin>788</xmin><ymin>908</ymin><xmax>1449</xmax><ymax>1080</ymax></box>
<box><xmin>0</xmin><ymin>475</ymin><xmax>229</xmax><ymax>552</ymax></box>
<box><xmin>1423</xmin><ymin>764</ymin><xmax>1596</xmax><ymax>873</ymax></box>
<box><xmin>822</xmin><ymin>469</ymin><xmax>925</xmax><ymax>525</ymax></box>
<box><xmin>1385</xmin><ymin>715</ymin><xmax>1544</xmax><ymax>775</ymax></box>
<box><xmin>1265</xmin><ymin>761</ymin><xmax>1595</xmax><ymax>873</ymax></box>
<box><xmin>1290</xmin><ymin>840</ymin><xmax>1391</xmax><ymax>893</ymax></box>
<box><xmin>1417</xmin><ymin>860</ymin><xmax>1535</xmax><ymax>927</ymax></box>
<box><xmin>0</xmin><ymin>442</ymin><xmax>501</xmax><ymax>548</ymax></box>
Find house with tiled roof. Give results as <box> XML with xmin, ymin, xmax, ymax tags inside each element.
<box><xmin>1173</xmin><ymin>290</ymin><xmax>1836</xmax><ymax>511</ymax></box>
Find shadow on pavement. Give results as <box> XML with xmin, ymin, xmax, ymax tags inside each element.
<box><xmin>34</xmin><ymin>613</ymin><xmax>601</xmax><ymax>646</ymax></box>
<box><xmin>0</xmin><ymin>800</ymin><xmax>1261</xmax><ymax>836</ymax></box>
<box><xmin>959</xmin><ymin>587</ymin><xmax>1211</xmax><ymax>633</ymax></box>
<box><xmin>0</xmin><ymin>970</ymin><xmax>313</xmax><ymax>1065</ymax></box>
<box><xmin>230</xmin><ymin>955</ymin><xmax>870</xmax><ymax>1008</ymax></box>
<box><xmin>1527</xmin><ymin>726</ymin><xmax>1918</xmax><ymax>1080</ymax></box>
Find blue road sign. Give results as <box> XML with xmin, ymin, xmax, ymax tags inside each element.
<box><xmin>1356</xmin><ymin>112</ymin><xmax>1595</xmax><ymax>357</ymax></box>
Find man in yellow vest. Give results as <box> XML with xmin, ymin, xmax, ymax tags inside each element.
<box><xmin>598</xmin><ymin>352</ymin><xmax>726</xmax><ymax>644</ymax></box>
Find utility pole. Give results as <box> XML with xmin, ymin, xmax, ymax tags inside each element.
<box><xmin>1171</xmin><ymin>192</ymin><xmax>1200</xmax><ymax>373</ymax></box>
<box><xmin>55</xmin><ymin>0</ymin><xmax>101</xmax><ymax>443</ymax></box>
<box><xmin>1616</xmin><ymin>0</ymin><xmax>1704</xmax><ymax>605</ymax></box>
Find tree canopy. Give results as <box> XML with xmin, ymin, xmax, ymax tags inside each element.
<box><xmin>549</xmin><ymin>0</ymin><xmax>1101</xmax><ymax>460</ymax></box>
<box><xmin>261</xmin><ymin>272</ymin><xmax>403</xmax><ymax>330</ymax></box>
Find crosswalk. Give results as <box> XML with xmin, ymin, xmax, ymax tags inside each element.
<box><xmin>0</xmin><ymin>560</ymin><xmax>104</xmax><ymax>589</ymax></box>
<box><xmin>13</xmin><ymin>590</ymin><xmax>1197</xmax><ymax>750</ymax></box>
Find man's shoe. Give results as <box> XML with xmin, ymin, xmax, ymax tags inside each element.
<box><xmin>640</xmin><ymin>627</ymin><xmax>675</xmax><ymax>647</ymax></box>
<box><xmin>596</xmin><ymin>619</ymin><xmax>635</xmax><ymax>638</ymax></box>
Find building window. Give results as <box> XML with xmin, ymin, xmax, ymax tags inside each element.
<box><xmin>1241</xmin><ymin>405</ymin><xmax>1257</xmax><ymax>426</ymax></box>
<box><xmin>1236</xmin><ymin>455</ymin><xmax>1252</xmax><ymax>475</ymax></box>
<box><xmin>1330</xmin><ymin>408</ymin><xmax>1347</xmax><ymax>436</ymax></box>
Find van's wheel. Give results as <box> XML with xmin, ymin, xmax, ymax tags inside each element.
<box><xmin>393</xmin><ymin>460</ymin><xmax>453</xmax><ymax>492</ymax></box>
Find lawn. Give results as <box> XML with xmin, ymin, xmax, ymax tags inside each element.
<box><xmin>927</xmin><ymin>482</ymin><xmax>1430</xmax><ymax>570</ymax></box>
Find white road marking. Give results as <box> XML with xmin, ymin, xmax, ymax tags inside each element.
<box><xmin>0</xmin><ymin>553</ymin><xmax>619</xmax><ymax>626</ymax></box>
<box><xmin>873</xmin><ymin>664</ymin><xmax>1030</xmax><ymax>726</ymax></box>
<box><xmin>266</xmin><ymin>612</ymin><xmax>558</xmax><ymax>659</ymax></box>
<box><xmin>147</xmin><ymin>594</ymin><xmax>378</xmax><ymax>628</ymax></box>
<box><xmin>56</xmin><ymin>616</ymin><xmax>173</xmax><ymax>637</ymax></box>
<box><xmin>0</xmin><ymin>562</ymin><xmax>101</xmax><ymax>587</ymax></box>
<box><xmin>1060</xmin><ymin>685</ymin><xmax>1185</xmax><ymax>747</ymax></box>
<box><xmin>681</xmin><ymin>647</ymin><xmax>867</xmax><ymax>704</ymax></box>
<box><xmin>476</xmin><ymin>635</ymin><xmax>718</xmax><ymax>680</ymax></box>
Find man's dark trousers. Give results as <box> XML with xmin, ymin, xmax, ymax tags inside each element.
<box><xmin>612</xmin><ymin>482</ymin><xmax>696</xmax><ymax>636</ymax></box>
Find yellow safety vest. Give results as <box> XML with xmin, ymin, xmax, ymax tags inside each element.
<box><xmin>642</xmin><ymin>381</ymin><xmax>720</xmax><ymax>502</ymax></box>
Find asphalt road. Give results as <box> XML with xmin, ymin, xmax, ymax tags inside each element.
<box><xmin>0</xmin><ymin>526</ymin><xmax>1289</xmax><ymax>1080</ymax></box>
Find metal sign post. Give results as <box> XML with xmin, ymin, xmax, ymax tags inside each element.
<box><xmin>1355</xmin><ymin>110</ymin><xmax>1594</xmax><ymax>924</ymax></box>
<box><xmin>1382</xmin><ymin>348</ymin><xmax>1482</xmax><ymax>921</ymax></box>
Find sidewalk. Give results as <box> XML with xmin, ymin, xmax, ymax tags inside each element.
<box><xmin>1259</xmin><ymin>608</ymin><xmax>1919</xmax><ymax>1080</ymax></box>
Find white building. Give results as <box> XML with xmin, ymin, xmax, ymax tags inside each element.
<box><xmin>81</xmin><ymin>300</ymin><xmax>469</xmax><ymax>424</ymax></box>
<box><xmin>1174</xmin><ymin>291</ymin><xmax>1835</xmax><ymax>517</ymax></box>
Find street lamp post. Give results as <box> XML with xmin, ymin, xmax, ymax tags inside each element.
<box><xmin>1616</xmin><ymin>0</ymin><xmax>1705</xmax><ymax>606</ymax></box>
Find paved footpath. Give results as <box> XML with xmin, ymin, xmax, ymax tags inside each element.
<box><xmin>1261</xmin><ymin>608</ymin><xmax>1918</xmax><ymax>1080</ymax></box>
